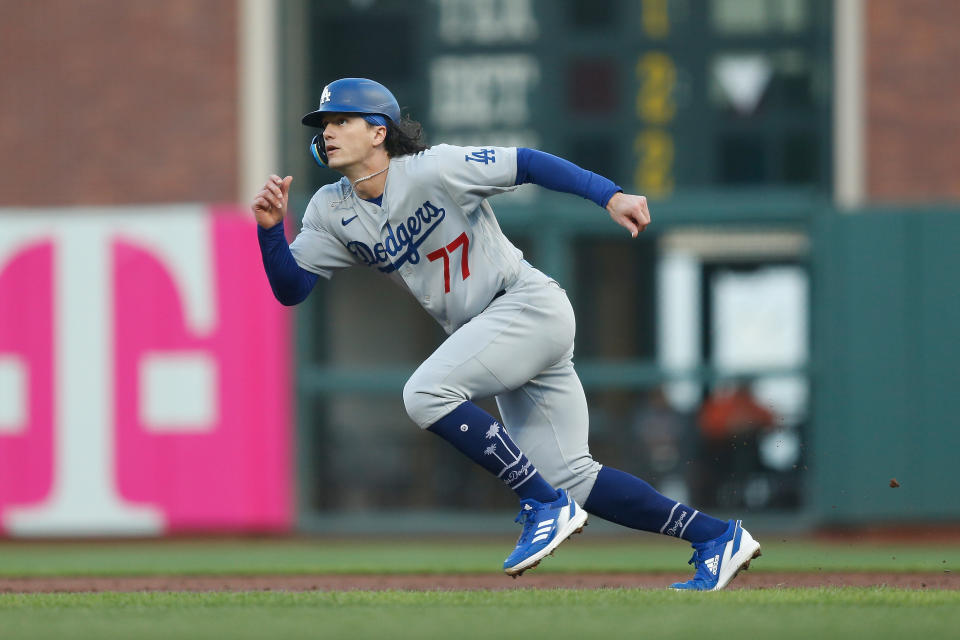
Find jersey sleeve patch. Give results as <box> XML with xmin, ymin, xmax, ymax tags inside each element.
<box><xmin>436</xmin><ymin>144</ymin><xmax>518</xmax><ymax>211</ymax></box>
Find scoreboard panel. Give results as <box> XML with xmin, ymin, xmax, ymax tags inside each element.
<box><xmin>305</xmin><ymin>0</ymin><xmax>832</xmax><ymax>198</ymax></box>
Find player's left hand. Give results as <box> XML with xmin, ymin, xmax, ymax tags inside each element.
<box><xmin>605</xmin><ymin>192</ymin><xmax>651</xmax><ymax>238</ymax></box>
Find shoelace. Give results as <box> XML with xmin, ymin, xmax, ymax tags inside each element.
<box><xmin>514</xmin><ymin>504</ymin><xmax>539</xmax><ymax>544</ymax></box>
<box><xmin>685</xmin><ymin>549</ymin><xmax>716</xmax><ymax>584</ymax></box>
<box><xmin>687</xmin><ymin>549</ymin><xmax>703</xmax><ymax>567</ymax></box>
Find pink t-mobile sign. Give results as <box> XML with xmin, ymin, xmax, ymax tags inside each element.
<box><xmin>0</xmin><ymin>206</ymin><xmax>292</xmax><ymax>536</ymax></box>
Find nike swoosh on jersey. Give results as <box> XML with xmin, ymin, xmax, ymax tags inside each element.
<box><xmin>341</xmin><ymin>214</ymin><xmax>359</xmax><ymax>226</ymax></box>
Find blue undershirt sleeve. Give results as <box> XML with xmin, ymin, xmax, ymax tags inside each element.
<box><xmin>515</xmin><ymin>147</ymin><xmax>622</xmax><ymax>208</ymax></box>
<box><xmin>257</xmin><ymin>223</ymin><xmax>319</xmax><ymax>306</ymax></box>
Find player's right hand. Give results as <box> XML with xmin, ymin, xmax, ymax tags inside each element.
<box><xmin>605</xmin><ymin>192</ymin><xmax>651</xmax><ymax>238</ymax></box>
<box><xmin>252</xmin><ymin>174</ymin><xmax>293</xmax><ymax>229</ymax></box>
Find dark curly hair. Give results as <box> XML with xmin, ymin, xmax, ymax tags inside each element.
<box><xmin>383</xmin><ymin>114</ymin><xmax>428</xmax><ymax>157</ymax></box>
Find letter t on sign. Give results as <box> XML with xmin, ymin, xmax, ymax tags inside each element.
<box><xmin>0</xmin><ymin>210</ymin><xmax>217</xmax><ymax>536</ymax></box>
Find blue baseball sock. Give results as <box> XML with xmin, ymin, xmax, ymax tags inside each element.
<box><xmin>583</xmin><ymin>466</ymin><xmax>728</xmax><ymax>543</ymax></box>
<box><xmin>427</xmin><ymin>401</ymin><xmax>560</xmax><ymax>504</ymax></box>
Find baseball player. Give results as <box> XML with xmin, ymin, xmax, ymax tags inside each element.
<box><xmin>253</xmin><ymin>78</ymin><xmax>760</xmax><ymax>590</ymax></box>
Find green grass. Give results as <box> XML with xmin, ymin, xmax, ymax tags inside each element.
<box><xmin>2</xmin><ymin>538</ymin><xmax>957</xmax><ymax>639</ymax></box>
<box><xmin>0</xmin><ymin>537</ymin><xmax>956</xmax><ymax>576</ymax></box>
<box><xmin>2</xmin><ymin>588</ymin><xmax>959</xmax><ymax>640</ymax></box>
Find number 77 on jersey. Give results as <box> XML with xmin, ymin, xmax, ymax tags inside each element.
<box><xmin>428</xmin><ymin>232</ymin><xmax>470</xmax><ymax>293</ymax></box>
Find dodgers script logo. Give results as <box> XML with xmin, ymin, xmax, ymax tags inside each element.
<box><xmin>347</xmin><ymin>201</ymin><xmax>445</xmax><ymax>273</ymax></box>
<box><xmin>667</xmin><ymin>509</ymin><xmax>688</xmax><ymax>537</ymax></box>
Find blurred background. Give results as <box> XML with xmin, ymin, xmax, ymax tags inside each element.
<box><xmin>0</xmin><ymin>0</ymin><xmax>957</xmax><ymax>538</ymax></box>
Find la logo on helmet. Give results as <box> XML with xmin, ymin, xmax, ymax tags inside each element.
<box><xmin>320</xmin><ymin>86</ymin><xmax>331</xmax><ymax>104</ymax></box>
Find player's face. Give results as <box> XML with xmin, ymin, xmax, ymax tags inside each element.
<box><xmin>319</xmin><ymin>114</ymin><xmax>385</xmax><ymax>171</ymax></box>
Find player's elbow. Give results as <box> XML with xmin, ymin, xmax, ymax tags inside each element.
<box><xmin>274</xmin><ymin>291</ymin><xmax>306</xmax><ymax>306</ymax></box>
<box><xmin>267</xmin><ymin>267</ymin><xmax>319</xmax><ymax>306</ymax></box>
<box><xmin>271</xmin><ymin>287</ymin><xmax>308</xmax><ymax>306</ymax></box>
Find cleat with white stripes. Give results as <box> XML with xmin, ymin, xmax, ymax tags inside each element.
<box><xmin>670</xmin><ymin>519</ymin><xmax>761</xmax><ymax>591</ymax></box>
<box><xmin>503</xmin><ymin>488</ymin><xmax>588</xmax><ymax>577</ymax></box>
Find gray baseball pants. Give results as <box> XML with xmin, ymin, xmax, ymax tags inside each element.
<box><xmin>403</xmin><ymin>265</ymin><xmax>602</xmax><ymax>504</ymax></box>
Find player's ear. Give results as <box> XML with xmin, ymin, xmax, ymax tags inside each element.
<box><xmin>372</xmin><ymin>125</ymin><xmax>387</xmax><ymax>147</ymax></box>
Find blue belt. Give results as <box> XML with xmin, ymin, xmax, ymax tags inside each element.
<box><xmin>484</xmin><ymin>289</ymin><xmax>506</xmax><ymax>310</ymax></box>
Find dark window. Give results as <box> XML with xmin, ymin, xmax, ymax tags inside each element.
<box><xmin>573</xmin><ymin>237</ymin><xmax>657</xmax><ymax>361</ymax></box>
<box><xmin>568</xmin><ymin>58</ymin><xmax>619</xmax><ymax>114</ymax></box>
<box><xmin>778</xmin><ymin>69</ymin><xmax>814</xmax><ymax>109</ymax></box>
<box><xmin>783</xmin><ymin>131</ymin><xmax>818</xmax><ymax>183</ymax></box>
<box><xmin>571</xmin><ymin>0</ymin><xmax>617</xmax><ymax>28</ymax></box>
<box><xmin>570</xmin><ymin>135</ymin><xmax>619</xmax><ymax>182</ymax></box>
<box><xmin>718</xmin><ymin>134</ymin><xmax>767</xmax><ymax>184</ymax></box>
<box><xmin>318</xmin><ymin>13</ymin><xmax>416</xmax><ymax>82</ymax></box>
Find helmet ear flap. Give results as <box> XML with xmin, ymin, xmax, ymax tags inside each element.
<box><xmin>309</xmin><ymin>134</ymin><xmax>328</xmax><ymax>167</ymax></box>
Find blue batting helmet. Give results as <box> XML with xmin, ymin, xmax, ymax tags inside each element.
<box><xmin>302</xmin><ymin>78</ymin><xmax>401</xmax><ymax>166</ymax></box>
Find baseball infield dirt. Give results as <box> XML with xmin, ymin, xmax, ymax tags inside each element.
<box><xmin>1</xmin><ymin>571</ymin><xmax>956</xmax><ymax>593</ymax></box>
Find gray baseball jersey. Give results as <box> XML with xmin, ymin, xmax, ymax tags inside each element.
<box><xmin>290</xmin><ymin>143</ymin><xmax>602</xmax><ymax>503</ymax></box>
<box><xmin>290</xmin><ymin>144</ymin><xmax>525</xmax><ymax>334</ymax></box>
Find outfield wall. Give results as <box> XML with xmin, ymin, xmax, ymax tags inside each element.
<box><xmin>811</xmin><ymin>208</ymin><xmax>960</xmax><ymax>524</ymax></box>
<box><xmin>1</xmin><ymin>204</ymin><xmax>957</xmax><ymax>536</ymax></box>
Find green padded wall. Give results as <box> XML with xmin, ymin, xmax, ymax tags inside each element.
<box><xmin>812</xmin><ymin>210</ymin><xmax>960</xmax><ymax>522</ymax></box>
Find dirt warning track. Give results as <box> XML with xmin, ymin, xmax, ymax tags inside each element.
<box><xmin>2</xmin><ymin>572</ymin><xmax>957</xmax><ymax>593</ymax></box>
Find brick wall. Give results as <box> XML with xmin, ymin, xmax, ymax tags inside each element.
<box><xmin>0</xmin><ymin>0</ymin><xmax>237</xmax><ymax>206</ymax></box>
<box><xmin>867</xmin><ymin>0</ymin><xmax>960</xmax><ymax>201</ymax></box>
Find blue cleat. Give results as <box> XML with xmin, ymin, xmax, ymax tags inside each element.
<box><xmin>503</xmin><ymin>488</ymin><xmax>588</xmax><ymax>577</ymax></box>
<box><xmin>670</xmin><ymin>519</ymin><xmax>761</xmax><ymax>591</ymax></box>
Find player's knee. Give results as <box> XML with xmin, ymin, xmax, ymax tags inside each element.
<box><xmin>401</xmin><ymin>376</ymin><xmax>423</xmax><ymax>423</ymax></box>
<box><xmin>403</xmin><ymin>367</ymin><xmax>471</xmax><ymax>428</ymax></box>
<box><xmin>402</xmin><ymin>373</ymin><xmax>446</xmax><ymax>429</ymax></box>
<box><xmin>547</xmin><ymin>457</ymin><xmax>601</xmax><ymax>506</ymax></box>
